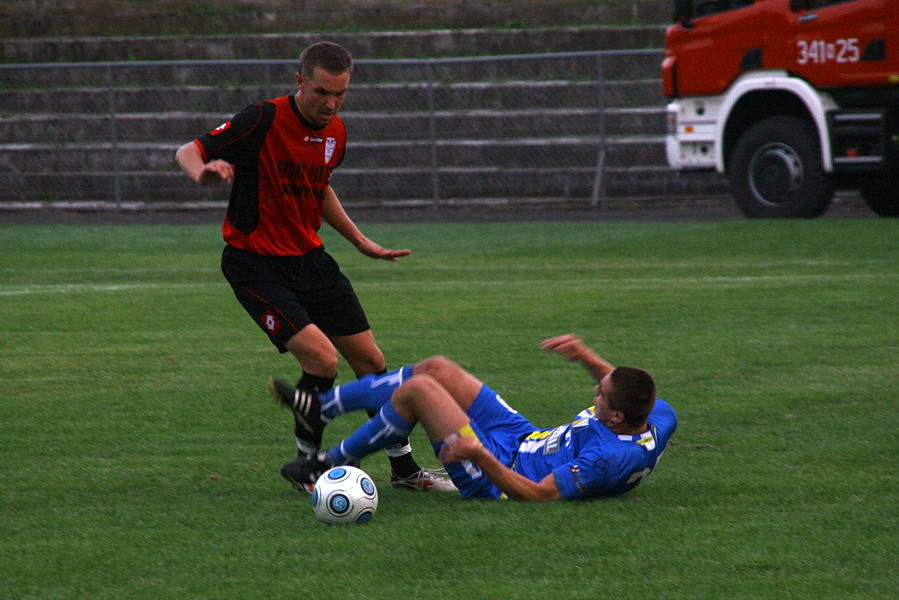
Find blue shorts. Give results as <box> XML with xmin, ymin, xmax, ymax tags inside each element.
<box><xmin>431</xmin><ymin>385</ymin><xmax>536</xmax><ymax>499</ymax></box>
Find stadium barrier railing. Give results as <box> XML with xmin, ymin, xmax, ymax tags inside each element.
<box><xmin>0</xmin><ymin>50</ymin><xmax>724</xmax><ymax>210</ymax></box>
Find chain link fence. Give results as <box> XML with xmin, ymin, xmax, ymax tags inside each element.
<box><xmin>0</xmin><ymin>50</ymin><xmax>722</xmax><ymax>210</ymax></box>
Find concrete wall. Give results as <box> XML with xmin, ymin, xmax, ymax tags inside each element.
<box><xmin>0</xmin><ymin>0</ymin><xmax>671</xmax><ymax>38</ymax></box>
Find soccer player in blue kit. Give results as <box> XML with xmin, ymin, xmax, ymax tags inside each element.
<box><xmin>279</xmin><ymin>334</ymin><xmax>677</xmax><ymax>500</ymax></box>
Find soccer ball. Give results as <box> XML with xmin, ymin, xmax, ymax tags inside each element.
<box><xmin>311</xmin><ymin>466</ymin><xmax>378</xmax><ymax>524</ymax></box>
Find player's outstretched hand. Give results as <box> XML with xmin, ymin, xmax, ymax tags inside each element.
<box><xmin>541</xmin><ymin>334</ymin><xmax>588</xmax><ymax>362</ymax></box>
<box><xmin>197</xmin><ymin>159</ymin><xmax>234</xmax><ymax>185</ymax></box>
<box><xmin>356</xmin><ymin>239</ymin><xmax>412</xmax><ymax>262</ymax></box>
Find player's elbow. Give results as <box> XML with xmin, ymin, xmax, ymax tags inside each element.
<box><xmin>175</xmin><ymin>141</ymin><xmax>202</xmax><ymax>168</ymax></box>
<box><xmin>507</xmin><ymin>487</ymin><xmax>559</xmax><ymax>502</ymax></box>
<box><xmin>174</xmin><ymin>142</ymin><xmax>190</xmax><ymax>163</ymax></box>
<box><xmin>529</xmin><ymin>487</ymin><xmax>562</xmax><ymax>502</ymax></box>
<box><xmin>520</xmin><ymin>476</ymin><xmax>562</xmax><ymax>501</ymax></box>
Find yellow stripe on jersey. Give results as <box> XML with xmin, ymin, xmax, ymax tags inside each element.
<box><xmin>459</xmin><ymin>423</ymin><xmax>480</xmax><ymax>441</ymax></box>
<box><xmin>523</xmin><ymin>430</ymin><xmax>553</xmax><ymax>441</ymax></box>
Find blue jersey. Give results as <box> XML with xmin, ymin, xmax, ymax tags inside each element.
<box><xmin>513</xmin><ymin>399</ymin><xmax>677</xmax><ymax>499</ymax></box>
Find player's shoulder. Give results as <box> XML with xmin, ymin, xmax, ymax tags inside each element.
<box><xmin>575</xmin><ymin>406</ymin><xmax>595</xmax><ymax>422</ymax></box>
<box><xmin>226</xmin><ymin>100</ymin><xmax>271</xmax><ymax>127</ymax></box>
<box><xmin>650</xmin><ymin>398</ymin><xmax>677</xmax><ymax>427</ymax></box>
<box><xmin>583</xmin><ymin>417</ymin><xmax>619</xmax><ymax>443</ymax></box>
<box><xmin>266</xmin><ymin>95</ymin><xmax>289</xmax><ymax>107</ymax></box>
<box><xmin>653</xmin><ymin>397</ymin><xmax>675</xmax><ymax>413</ymax></box>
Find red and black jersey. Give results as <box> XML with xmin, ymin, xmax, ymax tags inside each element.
<box><xmin>194</xmin><ymin>95</ymin><xmax>347</xmax><ymax>256</ymax></box>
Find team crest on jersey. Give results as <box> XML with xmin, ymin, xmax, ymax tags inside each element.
<box><xmin>592</xmin><ymin>458</ymin><xmax>609</xmax><ymax>475</ymax></box>
<box><xmin>325</xmin><ymin>137</ymin><xmax>337</xmax><ymax>163</ymax></box>
<box><xmin>210</xmin><ymin>121</ymin><xmax>232</xmax><ymax>135</ymax></box>
<box><xmin>260</xmin><ymin>310</ymin><xmax>281</xmax><ymax>335</ymax></box>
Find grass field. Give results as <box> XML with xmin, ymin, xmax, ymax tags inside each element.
<box><xmin>1</xmin><ymin>217</ymin><xmax>896</xmax><ymax>599</ymax></box>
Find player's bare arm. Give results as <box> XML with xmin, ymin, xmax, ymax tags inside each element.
<box><xmin>542</xmin><ymin>334</ymin><xmax>615</xmax><ymax>383</ymax></box>
<box><xmin>439</xmin><ymin>435</ymin><xmax>561</xmax><ymax>501</ymax></box>
<box><xmin>175</xmin><ymin>141</ymin><xmax>234</xmax><ymax>185</ymax></box>
<box><xmin>321</xmin><ymin>185</ymin><xmax>411</xmax><ymax>261</ymax></box>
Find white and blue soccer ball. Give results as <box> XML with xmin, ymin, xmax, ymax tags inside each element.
<box><xmin>311</xmin><ymin>466</ymin><xmax>378</xmax><ymax>524</ymax></box>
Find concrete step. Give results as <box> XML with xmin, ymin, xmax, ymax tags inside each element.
<box><xmin>0</xmin><ymin>26</ymin><xmax>664</xmax><ymax>63</ymax></box>
<box><xmin>0</xmin><ymin>167</ymin><xmax>727</xmax><ymax>203</ymax></box>
<box><xmin>0</xmin><ymin>1</ymin><xmax>670</xmax><ymax>38</ymax></box>
<box><xmin>0</xmin><ymin>134</ymin><xmax>705</xmax><ymax>203</ymax></box>
<box><xmin>0</xmin><ymin>12</ymin><xmax>685</xmax><ymax>207</ymax></box>
<box><xmin>0</xmin><ymin>51</ymin><xmax>664</xmax><ymax>88</ymax></box>
<box><xmin>340</xmin><ymin>137</ymin><xmax>668</xmax><ymax>169</ymax></box>
<box><xmin>0</xmin><ymin>136</ymin><xmax>667</xmax><ymax>173</ymax></box>
<box><xmin>0</xmin><ymin>108</ymin><xmax>666</xmax><ymax>143</ymax></box>
<box><xmin>354</xmin><ymin>107</ymin><xmax>667</xmax><ymax>140</ymax></box>
<box><xmin>0</xmin><ymin>80</ymin><xmax>666</xmax><ymax>115</ymax></box>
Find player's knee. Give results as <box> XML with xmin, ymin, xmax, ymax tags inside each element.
<box><xmin>395</xmin><ymin>374</ymin><xmax>442</xmax><ymax>406</ymax></box>
<box><xmin>415</xmin><ymin>356</ymin><xmax>460</xmax><ymax>380</ymax></box>
<box><xmin>298</xmin><ymin>347</ymin><xmax>339</xmax><ymax>376</ymax></box>
<box><xmin>390</xmin><ymin>374</ymin><xmax>439</xmax><ymax>422</ymax></box>
<box><xmin>351</xmin><ymin>349</ymin><xmax>386</xmax><ymax>377</ymax></box>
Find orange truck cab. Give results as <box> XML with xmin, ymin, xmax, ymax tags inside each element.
<box><xmin>662</xmin><ymin>0</ymin><xmax>899</xmax><ymax>217</ymax></box>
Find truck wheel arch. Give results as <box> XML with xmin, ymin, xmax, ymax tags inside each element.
<box><xmin>715</xmin><ymin>72</ymin><xmax>838</xmax><ymax>174</ymax></box>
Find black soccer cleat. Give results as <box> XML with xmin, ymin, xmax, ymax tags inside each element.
<box><xmin>280</xmin><ymin>451</ymin><xmax>331</xmax><ymax>491</ymax></box>
<box><xmin>269</xmin><ymin>377</ymin><xmax>327</xmax><ymax>450</ymax></box>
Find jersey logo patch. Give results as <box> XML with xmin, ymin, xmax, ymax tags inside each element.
<box><xmin>635</xmin><ymin>430</ymin><xmax>657</xmax><ymax>451</ymax></box>
<box><xmin>325</xmin><ymin>137</ymin><xmax>337</xmax><ymax>164</ymax></box>
<box><xmin>210</xmin><ymin>121</ymin><xmax>232</xmax><ymax>135</ymax></box>
<box><xmin>592</xmin><ymin>458</ymin><xmax>609</xmax><ymax>476</ymax></box>
<box><xmin>260</xmin><ymin>310</ymin><xmax>281</xmax><ymax>335</ymax></box>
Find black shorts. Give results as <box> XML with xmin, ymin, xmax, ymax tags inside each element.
<box><xmin>221</xmin><ymin>244</ymin><xmax>371</xmax><ymax>353</ymax></box>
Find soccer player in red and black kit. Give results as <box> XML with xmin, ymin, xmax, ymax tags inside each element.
<box><xmin>175</xmin><ymin>41</ymin><xmax>454</xmax><ymax>492</ymax></box>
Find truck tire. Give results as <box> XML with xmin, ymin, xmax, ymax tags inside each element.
<box><xmin>729</xmin><ymin>116</ymin><xmax>833</xmax><ymax>218</ymax></box>
<box><xmin>859</xmin><ymin>177</ymin><xmax>899</xmax><ymax>217</ymax></box>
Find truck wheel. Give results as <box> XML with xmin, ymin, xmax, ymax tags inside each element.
<box><xmin>859</xmin><ymin>177</ymin><xmax>899</xmax><ymax>216</ymax></box>
<box><xmin>729</xmin><ymin>116</ymin><xmax>833</xmax><ymax>218</ymax></box>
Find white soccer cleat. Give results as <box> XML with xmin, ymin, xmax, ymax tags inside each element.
<box><xmin>389</xmin><ymin>468</ymin><xmax>457</xmax><ymax>492</ymax></box>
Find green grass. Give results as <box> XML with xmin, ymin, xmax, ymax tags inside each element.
<box><xmin>1</xmin><ymin>218</ymin><xmax>896</xmax><ymax>599</ymax></box>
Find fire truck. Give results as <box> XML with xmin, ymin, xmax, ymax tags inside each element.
<box><xmin>662</xmin><ymin>0</ymin><xmax>899</xmax><ymax>217</ymax></box>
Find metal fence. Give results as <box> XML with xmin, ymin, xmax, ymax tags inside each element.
<box><xmin>0</xmin><ymin>49</ymin><xmax>702</xmax><ymax>210</ymax></box>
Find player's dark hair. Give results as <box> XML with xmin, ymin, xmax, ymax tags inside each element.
<box><xmin>300</xmin><ymin>42</ymin><xmax>353</xmax><ymax>79</ymax></box>
<box><xmin>608</xmin><ymin>366</ymin><xmax>656</xmax><ymax>428</ymax></box>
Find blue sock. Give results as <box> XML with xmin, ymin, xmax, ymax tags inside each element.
<box><xmin>320</xmin><ymin>365</ymin><xmax>415</xmax><ymax>420</ymax></box>
<box><xmin>326</xmin><ymin>400</ymin><xmax>414</xmax><ymax>464</ymax></box>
